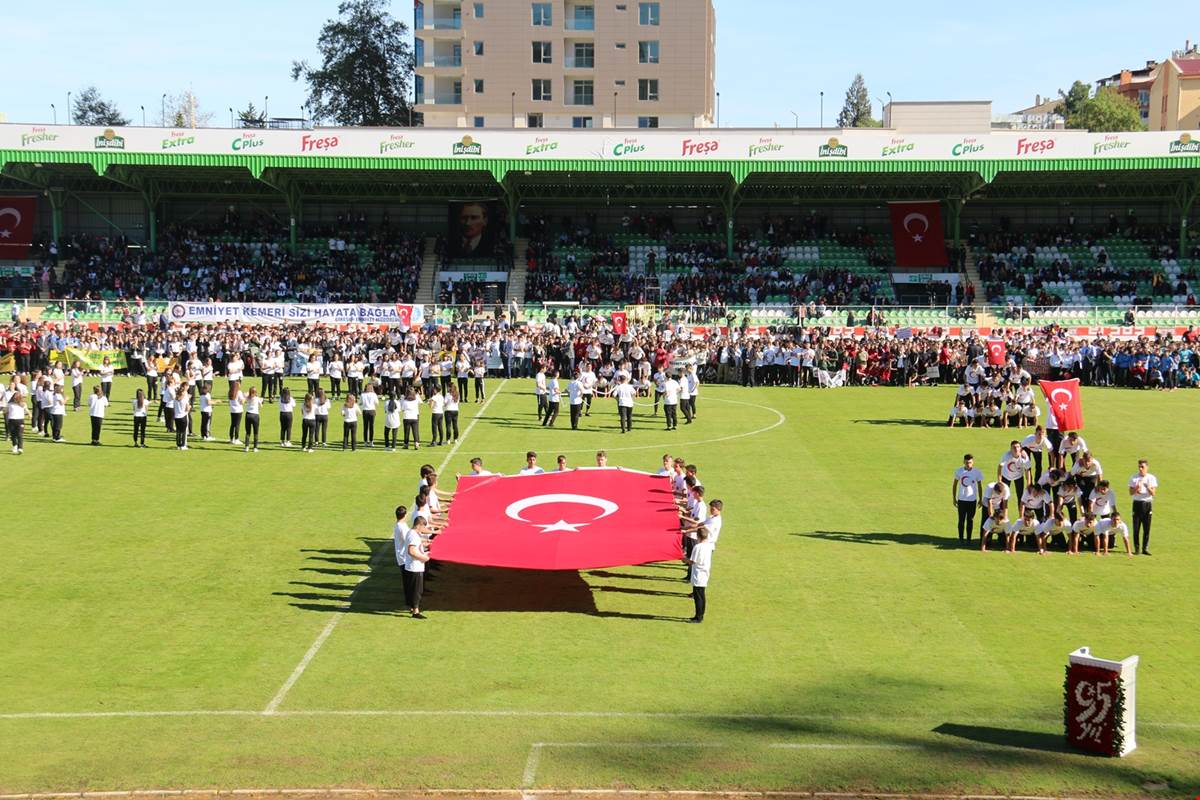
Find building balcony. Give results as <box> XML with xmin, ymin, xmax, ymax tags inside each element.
<box><xmin>416</xmin><ymin>94</ymin><xmax>464</xmax><ymax>106</ymax></box>
<box><xmin>416</xmin><ymin>18</ymin><xmax>462</xmax><ymax>31</ymax></box>
<box><xmin>421</xmin><ymin>56</ymin><xmax>463</xmax><ymax>68</ymax></box>
<box><xmin>565</xmin><ymin>19</ymin><xmax>595</xmax><ymax>31</ymax></box>
<box><xmin>564</xmin><ymin>56</ymin><xmax>595</xmax><ymax>69</ymax></box>
<box><xmin>564</xmin><ymin>96</ymin><xmax>595</xmax><ymax>106</ymax></box>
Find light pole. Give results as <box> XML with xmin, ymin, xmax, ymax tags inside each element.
<box><xmin>886</xmin><ymin>91</ymin><xmax>893</xmax><ymax>125</ymax></box>
<box><xmin>141</xmin><ymin>105</ymin><xmax>146</xmax><ymax>126</ymax></box>
<box><xmin>66</xmin><ymin>92</ymin><xmax>71</xmax><ymax>124</ymax></box>
<box><xmin>264</xmin><ymin>95</ymin><xmax>269</xmax><ymax>126</ymax></box>
<box><xmin>161</xmin><ymin>93</ymin><xmax>167</xmax><ymax>127</ymax></box>
<box><xmin>790</xmin><ymin>110</ymin><xmax>798</xmax><ymax>129</ymax></box>
<box><xmin>229</xmin><ymin>107</ymin><xmax>235</xmax><ymax>128</ymax></box>
<box><xmin>50</xmin><ymin>103</ymin><xmax>56</xmax><ymax>124</ymax></box>
<box><xmin>820</xmin><ymin>91</ymin><xmax>824</xmax><ymax>128</ymax></box>
<box><xmin>716</xmin><ymin>91</ymin><xmax>720</xmax><ymax>128</ymax></box>
<box><xmin>512</xmin><ymin>91</ymin><xmax>516</xmax><ymax>127</ymax></box>
<box><xmin>613</xmin><ymin>91</ymin><xmax>618</xmax><ymax>128</ymax></box>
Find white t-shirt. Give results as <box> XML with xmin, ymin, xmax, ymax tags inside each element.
<box><xmin>613</xmin><ymin>384</ymin><xmax>636</xmax><ymax>408</ymax></box>
<box><xmin>341</xmin><ymin>405</ymin><xmax>359</xmax><ymax>423</ymax></box>
<box><xmin>1090</xmin><ymin>488</ymin><xmax>1117</xmax><ymax>516</ymax></box>
<box><xmin>1128</xmin><ymin>473</ymin><xmax>1157</xmax><ymax>503</ymax></box>
<box><xmin>702</xmin><ymin>515</ymin><xmax>722</xmax><ymax>547</ymax></box>
<box><xmin>1070</xmin><ymin>458</ymin><xmax>1102</xmax><ymax>479</ymax></box>
<box><xmin>403</xmin><ymin>527</ymin><xmax>426</xmax><ymax>573</ymax></box>
<box><xmin>518</xmin><ymin>466</ymin><xmax>545</xmax><ymax>475</ymax></box>
<box><xmin>429</xmin><ymin>394</ymin><xmax>445</xmax><ymax>414</ymax></box>
<box><xmin>360</xmin><ymin>392</ymin><xmax>378</xmax><ymax>412</ymax></box>
<box><xmin>689</xmin><ymin>540</ymin><xmax>714</xmax><ymax>587</ymax></box>
<box><xmin>393</xmin><ymin>521</ymin><xmax>410</xmax><ymax>567</ymax></box>
<box><xmin>982</xmin><ymin>482</ymin><xmax>1010</xmax><ymax>511</ymax></box>
<box><xmin>88</xmin><ymin>394</ymin><xmax>109</xmax><ymax>418</ymax></box>
<box><xmin>954</xmin><ymin>467</ymin><xmax>985</xmax><ymax>502</ymax></box>
<box><xmin>662</xmin><ymin>379</ymin><xmax>681</xmax><ymax>405</ymax></box>
<box><xmin>1006</xmin><ymin>519</ymin><xmax>1038</xmax><ymax>538</ymax></box>
<box><xmin>401</xmin><ymin>398</ymin><xmax>421</xmax><ymax>420</ymax></box>
<box><xmin>1059</xmin><ymin>436</ymin><xmax>1088</xmax><ymax>455</ymax></box>
<box><xmin>999</xmin><ymin>452</ymin><xmax>1032</xmax><ymax>481</ymax></box>
<box><xmin>1096</xmin><ymin>518</ymin><xmax>1129</xmax><ymax>541</ymax></box>
<box><xmin>1021</xmin><ymin>434</ymin><xmax>1053</xmax><ymax>454</ymax></box>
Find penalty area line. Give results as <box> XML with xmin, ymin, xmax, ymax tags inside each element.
<box><xmin>261</xmin><ymin>380</ymin><xmax>509</xmax><ymax>715</ymax></box>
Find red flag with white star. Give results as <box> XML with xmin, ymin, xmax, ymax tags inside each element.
<box><xmin>1039</xmin><ymin>378</ymin><xmax>1084</xmax><ymax>430</ymax></box>
<box><xmin>888</xmin><ymin>201</ymin><xmax>949</xmax><ymax>268</ymax></box>
<box><xmin>987</xmin><ymin>339</ymin><xmax>1007</xmax><ymax>366</ymax></box>
<box><xmin>431</xmin><ymin>469</ymin><xmax>684</xmax><ymax>570</ymax></box>
<box><xmin>0</xmin><ymin>197</ymin><xmax>36</xmax><ymax>260</ymax></box>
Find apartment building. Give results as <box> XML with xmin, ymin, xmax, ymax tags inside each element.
<box><xmin>413</xmin><ymin>0</ymin><xmax>715</xmax><ymax>129</ymax></box>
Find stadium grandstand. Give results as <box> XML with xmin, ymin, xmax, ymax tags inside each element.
<box><xmin>2</xmin><ymin>124</ymin><xmax>1198</xmax><ymax>330</ymax></box>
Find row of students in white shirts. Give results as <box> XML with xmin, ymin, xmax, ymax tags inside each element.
<box><xmin>981</xmin><ymin>507</ymin><xmax>1131</xmax><ymax>556</ymax></box>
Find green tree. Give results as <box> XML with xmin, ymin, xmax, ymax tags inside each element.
<box><xmin>238</xmin><ymin>102</ymin><xmax>266</xmax><ymax>129</ymax></box>
<box><xmin>71</xmin><ymin>86</ymin><xmax>130</xmax><ymax>126</ymax></box>
<box><xmin>1073</xmin><ymin>88</ymin><xmax>1145</xmax><ymax>132</ymax></box>
<box><xmin>291</xmin><ymin>0</ymin><xmax>415</xmax><ymax>127</ymax></box>
<box><xmin>1054</xmin><ymin>80</ymin><xmax>1092</xmax><ymax>125</ymax></box>
<box><xmin>837</xmin><ymin>73</ymin><xmax>879</xmax><ymax>128</ymax></box>
<box><xmin>161</xmin><ymin>90</ymin><xmax>214</xmax><ymax>128</ymax></box>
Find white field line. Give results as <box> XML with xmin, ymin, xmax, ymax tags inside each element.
<box><xmin>468</xmin><ymin>395</ymin><xmax>786</xmax><ymax>457</ymax></box>
<box><xmin>0</xmin><ymin>792</ymin><xmax>1104</xmax><ymax>800</ymax></box>
<box><xmin>0</xmin><ymin>708</ymin><xmax>1197</xmax><ymax>731</ymax></box>
<box><xmin>262</xmin><ymin>380</ymin><xmax>509</xmax><ymax>715</ymax></box>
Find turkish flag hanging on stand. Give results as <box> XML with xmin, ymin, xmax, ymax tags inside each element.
<box><xmin>0</xmin><ymin>197</ymin><xmax>37</xmax><ymax>260</ymax></box>
<box><xmin>611</xmin><ymin>311</ymin><xmax>628</xmax><ymax>336</ymax></box>
<box><xmin>394</xmin><ymin>303</ymin><xmax>414</xmax><ymax>330</ymax></box>
<box><xmin>888</xmin><ymin>201</ymin><xmax>949</xmax><ymax>268</ymax></box>
<box><xmin>1040</xmin><ymin>378</ymin><xmax>1085</xmax><ymax>430</ymax></box>
<box><xmin>987</xmin><ymin>339</ymin><xmax>1007</xmax><ymax>366</ymax></box>
<box><xmin>431</xmin><ymin>469</ymin><xmax>683</xmax><ymax>570</ymax></box>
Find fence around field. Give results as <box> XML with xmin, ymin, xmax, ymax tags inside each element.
<box><xmin>5</xmin><ymin>298</ymin><xmax>1200</xmax><ymax>329</ymax></box>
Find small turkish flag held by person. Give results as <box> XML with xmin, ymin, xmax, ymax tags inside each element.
<box><xmin>394</xmin><ymin>303</ymin><xmax>413</xmax><ymax>330</ymax></box>
<box><xmin>611</xmin><ymin>311</ymin><xmax>628</xmax><ymax>336</ymax></box>
<box><xmin>0</xmin><ymin>197</ymin><xmax>37</xmax><ymax>260</ymax></box>
<box><xmin>888</xmin><ymin>201</ymin><xmax>949</xmax><ymax>268</ymax></box>
<box><xmin>431</xmin><ymin>469</ymin><xmax>683</xmax><ymax>570</ymax></box>
<box><xmin>987</xmin><ymin>339</ymin><xmax>1007</xmax><ymax>366</ymax></box>
<box><xmin>1040</xmin><ymin>378</ymin><xmax>1085</xmax><ymax>430</ymax></box>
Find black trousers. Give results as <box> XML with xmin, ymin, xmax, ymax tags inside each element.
<box><xmin>229</xmin><ymin>412</ymin><xmax>243</xmax><ymax>441</ymax></box>
<box><xmin>302</xmin><ymin>418</ymin><xmax>317</xmax><ymax>448</ymax></box>
<box><xmin>361</xmin><ymin>411</ymin><xmax>375</xmax><ymax>444</ymax></box>
<box><xmin>542</xmin><ymin>401</ymin><xmax>559</xmax><ymax>427</ymax></box>
<box><xmin>956</xmin><ymin>500</ymin><xmax>978</xmax><ymax>541</ymax></box>
<box><xmin>692</xmin><ymin>585</ymin><xmax>706</xmax><ymax>621</ymax></box>
<box><xmin>431</xmin><ymin>413</ymin><xmax>444</xmax><ymax>444</ymax></box>
<box><xmin>383</xmin><ymin>426</ymin><xmax>398</xmax><ymax>448</ymax></box>
<box><xmin>474</xmin><ymin>377</ymin><xmax>485</xmax><ymax>400</ymax></box>
<box><xmin>1031</xmin><ymin>452</ymin><xmax>1044</xmax><ymax>482</ymax></box>
<box><xmin>50</xmin><ymin>413</ymin><xmax>63</xmax><ymax>440</ymax></box>
<box><xmin>1002</xmin><ymin>477</ymin><xmax>1025</xmax><ymax>505</ymax></box>
<box><xmin>680</xmin><ymin>398</ymin><xmax>694</xmax><ymax>423</ymax></box>
<box><xmin>131</xmin><ymin>415</ymin><xmax>146</xmax><ymax>444</ymax></box>
<box><xmin>570</xmin><ymin>403</ymin><xmax>582</xmax><ymax>429</ymax></box>
<box><xmin>72</xmin><ymin>384</ymin><xmax>82</xmax><ymax>410</ymax></box>
<box><xmin>457</xmin><ymin>377</ymin><xmax>469</xmax><ymax>398</ymax></box>
<box><xmin>402</xmin><ymin>569</ymin><xmax>424</xmax><ymax>610</ymax></box>
<box><xmin>90</xmin><ymin>416</ymin><xmax>102</xmax><ymax>443</ymax></box>
<box><xmin>279</xmin><ymin>412</ymin><xmax>293</xmax><ymax>443</ymax></box>
<box><xmin>537</xmin><ymin>393</ymin><xmax>548</xmax><ymax>420</ymax></box>
<box><xmin>316</xmin><ymin>415</ymin><xmax>328</xmax><ymax>444</ymax></box>
<box><xmin>200</xmin><ymin>411</ymin><xmax>212</xmax><ymax>439</ymax></box>
<box><xmin>101</xmin><ymin>381</ymin><xmax>112</xmax><ymax>399</ymax></box>
<box><xmin>445</xmin><ymin>410</ymin><xmax>459</xmax><ymax>440</ymax></box>
<box><xmin>7</xmin><ymin>418</ymin><xmax>23</xmax><ymax>449</ymax></box>
<box><xmin>618</xmin><ymin>405</ymin><xmax>633</xmax><ymax>432</ymax></box>
<box><xmin>175</xmin><ymin>418</ymin><xmax>188</xmax><ymax>448</ymax></box>
<box><xmin>342</xmin><ymin>421</ymin><xmax>357</xmax><ymax>450</ymax></box>
<box><xmin>664</xmin><ymin>404</ymin><xmax>678</xmax><ymax>429</ymax></box>
<box><xmin>330</xmin><ymin>377</ymin><xmax>341</xmax><ymax>398</ymax></box>
<box><xmin>403</xmin><ymin>419</ymin><xmax>419</xmax><ymax>448</ymax></box>
<box><xmin>1132</xmin><ymin>501</ymin><xmax>1153</xmax><ymax>551</ymax></box>
<box><xmin>244</xmin><ymin>414</ymin><xmax>260</xmax><ymax>448</ymax></box>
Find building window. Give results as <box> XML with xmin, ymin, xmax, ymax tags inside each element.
<box><xmin>572</xmin><ymin>116</ymin><xmax>594</xmax><ymax>128</ymax></box>
<box><xmin>532</xmin><ymin>41</ymin><xmax>553</xmax><ymax>63</ymax></box>
<box><xmin>638</xmin><ymin>78</ymin><xmax>659</xmax><ymax>101</ymax></box>
<box><xmin>638</xmin><ymin>2</ymin><xmax>659</xmax><ymax>25</ymax></box>
<box><xmin>614</xmin><ymin>79</ymin><xmax>626</xmax><ymax>86</ymax></box>
<box><xmin>571</xmin><ymin>5</ymin><xmax>595</xmax><ymax>30</ymax></box>
<box><xmin>474</xmin><ymin>79</ymin><xmax>485</xmax><ymax>93</ymax></box>
<box><xmin>532</xmin><ymin>2</ymin><xmax>552</xmax><ymax>26</ymax></box>
<box><xmin>474</xmin><ymin>41</ymin><xmax>484</xmax><ymax>56</ymax></box>
<box><xmin>527</xmin><ymin>113</ymin><xmax>544</xmax><ymax>128</ymax></box>
<box><xmin>616</xmin><ymin>3</ymin><xmax>627</xmax><ymax>8</ymax></box>
<box><xmin>532</xmin><ymin>79</ymin><xmax>552</xmax><ymax>101</ymax></box>
<box><xmin>474</xmin><ymin>116</ymin><xmax>485</xmax><ymax>128</ymax></box>
<box><xmin>638</xmin><ymin>116</ymin><xmax>659</xmax><ymax>128</ymax></box>
<box><xmin>473</xmin><ymin>2</ymin><xmax>484</xmax><ymax>17</ymax></box>
<box><xmin>573</xmin><ymin>79</ymin><xmax>594</xmax><ymax>106</ymax></box>
<box><xmin>414</xmin><ymin>38</ymin><xmax>425</xmax><ymax>65</ymax></box>
<box><xmin>615</xmin><ymin>42</ymin><xmax>626</xmax><ymax>49</ymax></box>
<box><xmin>572</xmin><ymin>42</ymin><xmax>594</xmax><ymax>68</ymax></box>
<box><xmin>638</xmin><ymin>41</ymin><xmax>659</xmax><ymax>63</ymax></box>
<box><xmin>414</xmin><ymin>75</ymin><xmax>425</xmax><ymax>105</ymax></box>
<box><xmin>414</xmin><ymin>1</ymin><xmax>424</xmax><ymax>28</ymax></box>
<box><xmin>453</xmin><ymin>80</ymin><xmax>463</xmax><ymax>103</ymax></box>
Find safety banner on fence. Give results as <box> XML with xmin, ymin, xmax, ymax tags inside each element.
<box><xmin>167</xmin><ymin>301</ymin><xmax>425</xmax><ymax>328</ymax></box>
<box><xmin>0</xmin><ymin>354</ymin><xmax>14</xmax><ymax>372</ymax></box>
<box><xmin>49</xmin><ymin>348</ymin><xmax>129</xmax><ymax>370</ymax></box>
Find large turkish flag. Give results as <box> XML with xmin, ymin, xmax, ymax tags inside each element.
<box><xmin>1040</xmin><ymin>378</ymin><xmax>1085</xmax><ymax>430</ymax></box>
<box><xmin>431</xmin><ymin>468</ymin><xmax>684</xmax><ymax>570</ymax></box>
<box><xmin>888</xmin><ymin>201</ymin><xmax>949</xmax><ymax>267</ymax></box>
<box><xmin>986</xmin><ymin>339</ymin><xmax>1007</xmax><ymax>366</ymax></box>
<box><xmin>0</xmin><ymin>197</ymin><xmax>37</xmax><ymax>260</ymax></box>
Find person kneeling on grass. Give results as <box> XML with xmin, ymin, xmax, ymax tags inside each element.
<box><xmin>1005</xmin><ymin>508</ymin><xmax>1039</xmax><ymax>554</ymax></box>
<box><xmin>980</xmin><ymin>508</ymin><xmax>1008</xmax><ymax>553</ymax></box>
<box><xmin>1036</xmin><ymin>509</ymin><xmax>1071</xmax><ymax>554</ymax></box>
<box><xmin>1070</xmin><ymin>512</ymin><xmax>1097</xmax><ymax>556</ymax></box>
<box><xmin>402</xmin><ymin>514</ymin><xmax>431</xmax><ymax>619</ymax></box>
<box><xmin>1096</xmin><ymin>511</ymin><xmax>1132</xmax><ymax>558</ymax></box>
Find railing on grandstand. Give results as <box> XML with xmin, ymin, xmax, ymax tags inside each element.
<box><xmin>8</xmin><ymin>299</ymin><xmax>1199</xmax><ymax>329</ymax></box>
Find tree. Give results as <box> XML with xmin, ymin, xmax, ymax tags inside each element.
<box><xmin>837</xmin><ymin>73</ymin><xmax>878</xmax><ymax>128</ymax></box>
<box><xmin>291</xmin><ymin>0</ymin><xmax>415</xmax><ymax>127</ymax></box>
<box><xmin>161</xmin><ymin>89</ymin><xmax>214</xmax><ymax>128</ymax></box>
<box><xmin>1071</xmin><ymin>88</ymin><xmax>1145</xmax><ymax>132</ymax></box>
<box><xmin>1055</xmin><ymin>81</ymin><xmax>1092</xmax><ymax>125</ymax></box>
<box><xmin>72</xmin><ymin>86</ymin><xmax>130</xmax><ymax>126</ymax></box>
<box><xmin>238</xmin><ymin>102</ymin><xmax>266</xmax><ymax>129</ymax></box>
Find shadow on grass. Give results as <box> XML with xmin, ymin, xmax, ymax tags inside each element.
<box><xmin>932</xmin><ymin>722</ymin><xmax>1073</xmax><ymax>754</ymax></box>
<box><xmin>282</xmin><ymin>541</ymin><xmax>687</xmax><ymax>620</ymax></box>
<box><xmin>792</xmin><ymin>530</ymin><xmax>963</xmax><ymax>550</ymax></box>
<box><xmin>853</xmin><ymin>418</ymin><xmax>947</xmax><ymax>428</ymax></box>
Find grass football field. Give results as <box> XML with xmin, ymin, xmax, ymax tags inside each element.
<box><xmin>2</xmin><ymin>376</ymin><xmax>1198</xmax><ymax>797</ymax></box>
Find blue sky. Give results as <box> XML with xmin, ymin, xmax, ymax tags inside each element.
<box><xmin>0</xmin><ymin>0</ymin><xmax>1191</xmax><ymax>127</ymax></box>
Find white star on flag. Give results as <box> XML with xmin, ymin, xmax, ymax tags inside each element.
<box><xmin>535</xmin><ymin>519</ymin><xmax>588</xmax><ymax>533</ymax></box>
<box><xmin>0</xmin><ymin>230</ymin><xmax>12</xmax><ymax>239</ymax></box>
<box><xmin>912</xmin><ymin>234</ymin><xmax>923</xmax><ymax>243</ymax></box>
<box><xmin>1058</xmin><ymin>403</ymin><xmax>1069</xmax><ymax>412</ymax></box>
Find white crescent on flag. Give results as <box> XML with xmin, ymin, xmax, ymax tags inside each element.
<box><xmin>1050</xmin><ymin>387</ymin><xmax>1074</xmax><ymax>413</ymax></box>
<box><xmin>903</xmin><ymin>213</ymin><xmax>930</xmax><ymax>243</ymax></box>
<box><xmin>505</xmin><ymin>493</ymin><xmax>620</xmax><ymax>533</ymax></box>
<box><xmin>0</xmin><ymin>208</ymin><xmax>22</xmax><ymax>227</ymax></box>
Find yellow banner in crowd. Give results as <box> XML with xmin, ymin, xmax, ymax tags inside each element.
<box><xmin>0</xmin><ymin>354</ymin><xmax>14</xmax><ymax>373</ymax></box>
<box><xmin>48</xmin><ymin>348</ymin><xmax>129</xmax><ymax>370</ymax></box>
